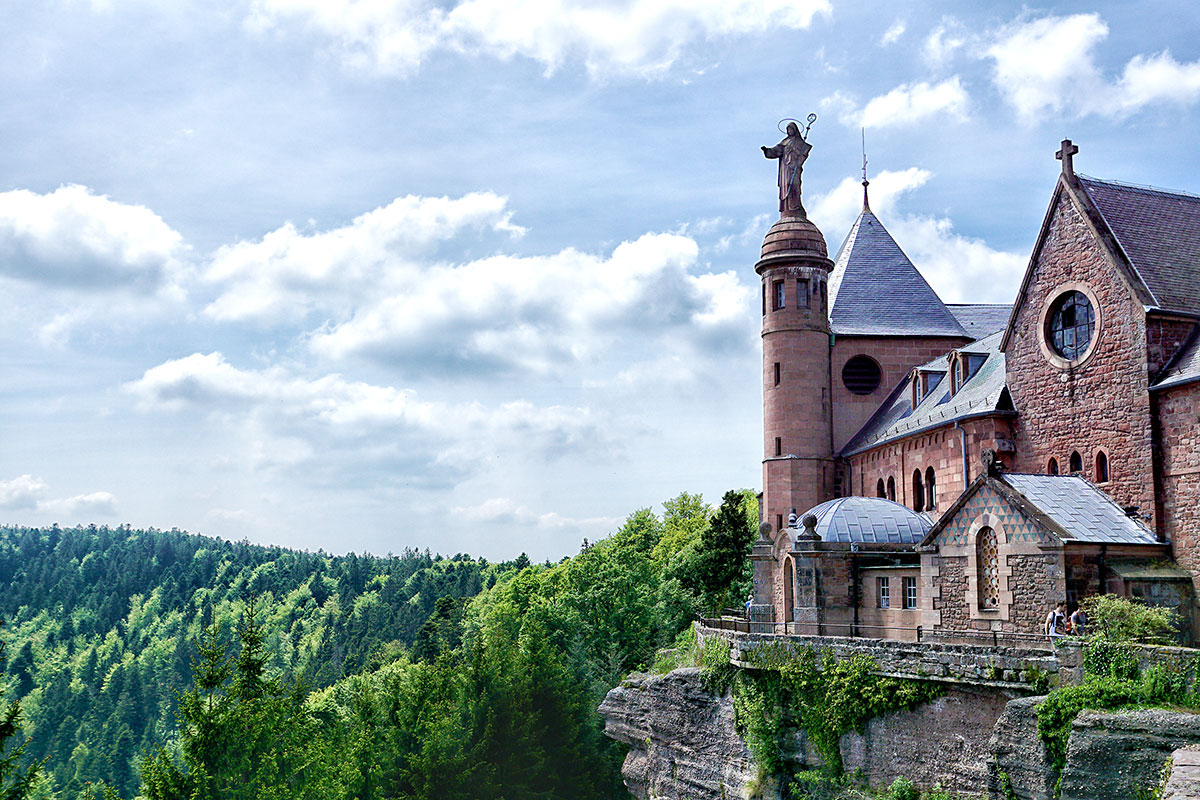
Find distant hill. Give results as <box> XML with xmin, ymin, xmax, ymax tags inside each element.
<box><xmin>0</xmin><ymin>525</ymin><xmax>500</xmax><ymax>796</ymax></box>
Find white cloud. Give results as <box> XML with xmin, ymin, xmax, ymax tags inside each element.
<box><xmin>810</xmin><ymin>167</ymin><xmax>933</xmax><ymax>237</ymax></box>
<box><xmin>887</xmin><ymin>216</ymin><xmax>1025</xmax><ymax>304</ymax></box>
<box><xmin>0</xmin><ymin>184</ymin><xmax>188</xmax><ymax>294</ymax></box>
<box><xmin>880</xmin><ymin>20</ymin><xmax>905</xmax><ymax>46</ymax></box>
<box><xmin>451</xmin><ymin>497</ymin><xmax>621</xmax><ymax>529</ymax></box>
<box><xmin>824</xmin><ymin>78</ymin><xmax>968</xmax><ymax>129</ymax></box>
<box><xmin>0</xmin><ymin>475</ymin><xmax>49</xmax><ymax>510</ymax></box>
<box><xmin>246</xmin><ymin>0</ymin><xmax>832</xmax><ymax>78</ymax></box>
<box><xmin>124</xmin><ymin>353</ymin><xmax>618</xmax><ymax>479</ymax></box>
<box><xmin>304</xmin><ymin>228</ymin><xmax>752</xmax><ymax>375</ymax></box>
<box><xmin>204</xmin><ymin>191</ymin><xmax>524</xmax><ymax>324</ymax></box>
<box><xmin>984</xmin><ymin>13</ymin><xmax>1200</xmax><ymax>121</ymax></box>
<box><xmin>923</xmin><ymin>18</ymin><xmax>965</xmax><ymax>67</ymax></box>
<box><xmin>41</xmin><ymin>492</ymin><xmax>120</xmax><ymax>518</ymax></box>
<box><xmin>0</xmin><ymin>475</ymin><xmax>117</xmax><ymax>517</ymax></box>
<box><xmin>1110</xmin><ymin>51</ymin><xmax>1200</xmax><ymax>115</ymax></box>
<box><xmin>985</xmin><ymin>13</ymin><xmax>1107</xmax><ymax>121</ymax></box>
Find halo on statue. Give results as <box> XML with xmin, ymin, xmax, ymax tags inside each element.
<box><xmin>777</xmin><ymin>114</ymin><xmax>818</xmax><ymax>139</ymax></box>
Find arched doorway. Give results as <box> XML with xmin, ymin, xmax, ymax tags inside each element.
<box><xmin>783</xmin><ymin>558</ymin><xmax>794</xmax><ymax>624</ymax></box>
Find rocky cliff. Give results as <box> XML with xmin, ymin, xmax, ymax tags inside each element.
<box><xmin>600</xmin><ymin>669</ymin><xmax>1200</xmax><ymax>800</ymax></box>
<box><xmin>598</xmin><ymin>668</ymin><xmax>1009</xmax><ymax>799</ymax></box>
<box><xmin>598</xmin><ymin>668</ymin><xmax>759</xmax><ymax>800</ymax></box>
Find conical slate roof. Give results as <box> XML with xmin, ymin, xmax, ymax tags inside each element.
<box><xmin>828</xmin><ymin>208</ymin><xmax>967</xmax><ymax>337</ymax></box>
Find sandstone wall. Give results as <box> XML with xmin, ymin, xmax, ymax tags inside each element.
<box><xmin>598</xmin><ymin>668</ymin><xmax>759</xmax><ymax>800</ymax></box>
<box><xmin>1058</xmin><ymin>709</ymin><xmax>1200</xmax><ymax>800</ymax></box>
<box><xmin>1005</xmin><ymin>187</ymin><xmax>1156</xmax><ymax>525</ymax></box>
<box><xmin>986</xmin><ymin>696</ymin><xmax>1055</xmax><ymax>800</ymax></box>
<box><xmin>841</xmin><ymin>687</ymin><xmax>1009</xmax><ymax>797</ymax></box>
<box><xmin>1163</xmin><ymin>745</ymin><xmax>1200</xmax><ymax>800</ymax></box>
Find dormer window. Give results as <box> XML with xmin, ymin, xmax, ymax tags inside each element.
<box><xmin>922</xmin><ymin>371</ymin><xmax>943</xmax><ymax>395</ymax></box>
<box><xmin>948</xmin><ymin>352</ymin><xmax>961</xmax><ymax>395</ymax></box>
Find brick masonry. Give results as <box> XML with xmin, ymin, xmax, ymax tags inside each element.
<box><xmin>756</xmin><ymin>169</ymin><xmax>1200</xmax><ymax>644</ymax></box>
<box><xmin>1004</xmin><ymin>186</ymin><xmax>1156</xmax><ymax>524</ymax></box>
<box><xmin>1155</xmin><ymin>381</ymin><xmax>1200</xmax><ymax>630</ymax></box>
<box><xmin>831</xmin><ymin>335</ymin><xmax>970</xmax><ymax>452</ymax></box>
<box><xmin>848</xmin><ymin>416</ymin><xmax>1014</xmax><ymax>516</ymax></box>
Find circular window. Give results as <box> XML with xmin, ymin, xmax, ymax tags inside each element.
<box><xmin>1046</xmin><ymin>290</ymin><xmax>1096</xmax><ymax>361</ymax></box>
<box><xmin>842</xmin><ymin>355</ymin><xmax>881</xmax><ymax>395</ymax></box>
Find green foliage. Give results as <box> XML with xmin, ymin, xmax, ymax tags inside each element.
<box><xmin>674</xmin><ymin>490</ymin><xmax>757</xmax><ymax>615</ymax></box>
<box><xmin>997</xmin><ymin>770</ymin><xmax>1017</xmax><ymax>800</ymax></box>
<box><xmin>0</xmin><ymin>623</ymin><xmax>40</xmax><ymax>800</ymax></box>
<box><xmin>1036</xmin><ymin>677</ymin><xmax>1142</xmax><ymax>778</ymax></box>
<box><xmin>141</xmin><ymin>601</ymin><xmax>339</xmax><ymax>800</ymax></box>
<box><xmin>1021</xmin><ymin>664</ymin><xmax>1051</xmax><ymax>693</ymax></box>
<box><xmin>1083</xmin><ymin>639</ymin><xmax>1140</xmax><ymax>680</ymax></box>
<box><xmin>1038</xmin><ymin>612</ymin><xmax>1200</xmax><ymax>793</ymax></box>
<box><xmin>0</xmin><ymin>524</ymin><xmax>493</xmax><ymax>795</ymax></box>
<box><xmin>732</xmin><ymin>644</ymin><xmax>942</xmax><ymax>781</ymax></box>
<box><xmin>886</xmin><ymin>777</ymin><xmax>918</xmax><ymax>800</ymax></box>
<box><xmin>1082</xmin><ymin>595</ymin><xmax>1178</xmax><ymax>644</ymax></box>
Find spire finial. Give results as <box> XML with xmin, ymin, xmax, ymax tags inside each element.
<box><xmin>1056</xmin><ymin>138</ymin><xmax>1079</xmax><ymax>179</ymax></box>
<box><xmin>861</xmin><ymin>127</ymin><xmax>870</xmax><ymax>210</ymax></box>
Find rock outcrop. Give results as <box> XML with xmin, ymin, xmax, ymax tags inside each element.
<box><xmin>1058</xmin><ymin>709</ymin><xmax>1200</xmax><ymax>800</ymax></box>
<box><xmin>841</xmin><ymin>688</ymin><xmax>1008</xmax><ymax>796</ymax></box>
<box><xmin>986</xmin><ymin>696</ymin><xmax>1055</xmax><ymax>800</ymax></box>
<box><xmin>597</xmin><ymin>668</ymin><xmax>758</xmax><ymax>800</ymax></box>
<box><xmin>1164</xmin><ymin>745</ymin><xmax>1200</xmax><ymax>800</ymax></box>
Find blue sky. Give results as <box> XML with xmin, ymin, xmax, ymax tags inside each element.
<box><xmin>2</xmin><ymin>0</ymin><xmax>1200</xmax><ymax>560</ymax></box>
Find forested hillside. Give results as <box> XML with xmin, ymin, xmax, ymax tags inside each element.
<box><xmin>0</xmin><ymin>489</ymin><xmax>757</xmax><ymax>799</ymax></box>
<box><xmin>0</xmin><ymin>526</ymin><xmax>500</xmax><ymax>796</ymax></box>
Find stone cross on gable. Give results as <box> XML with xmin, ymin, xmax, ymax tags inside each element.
<box><xmin>1056</xmin><ymin>139</ymin><xmax>1079</xmax><ymax>178</ymax></box>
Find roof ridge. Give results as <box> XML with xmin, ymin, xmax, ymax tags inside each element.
<box><xmin>1078</xmin><ymin>173</ymin><xmax>1200</xmax><ymax>202</ymax></box>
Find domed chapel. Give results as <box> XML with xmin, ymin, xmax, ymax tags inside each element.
<box><xmin>750</xmin><ymin>129</ymin><xmax>1200</xmax><ymax>643</ymax></box>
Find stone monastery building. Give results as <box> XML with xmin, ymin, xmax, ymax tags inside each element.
<box><xmin>750</xmin><ymin>138</ymin><xmax>1200</xmax><ymax>643</ymax></box>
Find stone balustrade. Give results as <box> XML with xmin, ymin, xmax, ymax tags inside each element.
<box><xmin>697</xmin><ymin>623</ymin><xmax>1063</xmax><ymax>690</ymax></box>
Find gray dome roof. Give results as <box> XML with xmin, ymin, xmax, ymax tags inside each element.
<box><xmin>798</xmin><ymin>496</ymin><xmax>931</xmax><ymax>544</ymax></box>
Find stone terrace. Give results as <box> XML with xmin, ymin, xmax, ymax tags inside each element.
<box><xmin>697</xmin><ymin>623</ymin><xmax>1062</xmax><ymax>690</ymax></box>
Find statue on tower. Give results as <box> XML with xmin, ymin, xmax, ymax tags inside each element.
<box><xmin>762</xmin><ymin>116</ymin><xmax>816</xmax><ymax>217</ymax></box>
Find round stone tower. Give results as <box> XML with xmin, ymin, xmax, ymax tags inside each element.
<box><xmin>756</xmin><ymin>213</ymin><xmax>835</xmax><ymax>542</ymax></box>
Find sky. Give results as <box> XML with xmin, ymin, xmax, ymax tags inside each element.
<box><xmin>3</xmin><ymin>0</ymin><xmax>1200</xmax><ymax>561</ymax></box>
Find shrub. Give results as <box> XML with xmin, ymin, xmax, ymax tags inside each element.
<box><xmin>1082</xmin><ymin>595</ymin><xmax>1177</xmax><ymax>644</ymax></box>
<box><xmin>887</xmin><ymin>777</ymin><xmax>919</xmax><ymax>800</ymax></box>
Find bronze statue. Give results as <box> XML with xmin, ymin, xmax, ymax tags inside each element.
<box><xmin>763</xmin><ymin>121</ymin><xmax>813</xmax><ymax>217</ymax></box>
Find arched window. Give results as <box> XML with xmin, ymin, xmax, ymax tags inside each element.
<box><xmin>1048</xmin><ymin>457</ymin><xmax>1059</xmax><ymax>475</ymax></box>
<box><xmin>876</xmin><ymin>478</ymin><xmax>886</xmax><ymax>498</ymax></box>
<box><xmin>886</xmin><ymin>476</ymin><xmax>896</xmax><ymax>501</ymax></box>
<box><xmin>977</xmin><ymin>526</ymin><xmax>1000</xmax><ymax>610</ymax></box>
<box><xmin>1069</xmin><ymin>451</ymin><xmax>1082</xmax><ymax>473</ymax></box>
<box><xmin>912</xmin><ymin>469</ymin><xmax>925</xmax><ymax>512</ymax></box>
<box><xmin>925</xmin><ymin>467</ymin><xmax>936</xmax><ymax>510</ymax></box>
<box><xmin>1095</xmin><ymin>451</ymin><xmax>1109</xmax><ymax>483</ymax></box>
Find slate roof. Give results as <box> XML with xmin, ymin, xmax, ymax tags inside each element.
<box><xmin>828</xmin><ymin>209</ymin><xmax>968</xmax><ymax>338</ymax></box>
<box><xmin>946</xmin><ymin>304</ymin><xmax>1013</xmax><ymax>340</ymax></box>
<box><xmin>1001</xmin><ymin>473</ymin><xmax>1159</xmax><ymax>545</ymax></box>
<box><xmin>796</xmin><ymin>496</ymin><xmax>931</xmax><ymax>545</ymax></box>
<box><xmin>1077</xmin><ymin>175</ymin><xmax>1200</xmax><ymax>314</ymax></box>
<box><xmin>840</xmin><ymin>330</ymin><xmax>1012</xmax><ymax>456</ymax></box>
<box><xmin>1153</xmin><ymin>330</ymin><xmax>1200</xmax><ymax>390</ymax></box>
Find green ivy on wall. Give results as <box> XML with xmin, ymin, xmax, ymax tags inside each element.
<box><xmin>706</xmin><ymin>641</ymin><xmax>943</xmax><ymax>783</ymax></box>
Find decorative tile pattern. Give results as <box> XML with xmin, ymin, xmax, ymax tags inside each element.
<box><xmin>934</xmin><ymin>483</ymin><xmax>1042</xmax><ymax>547</ymax></box>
